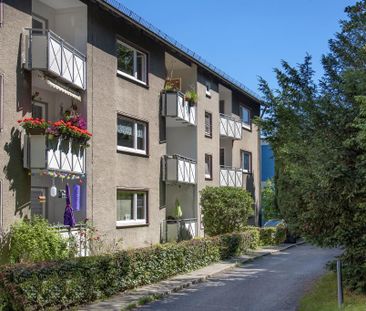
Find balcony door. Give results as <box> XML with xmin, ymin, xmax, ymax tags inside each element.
<box><xmin>32</xmin><ymin>15</ymin><xmax>47</xmax><ymax>34</ymax></box>
<box><xmin>32</xmin><ymin>101</ymin><xmax>47</xmax><ymax>120</ymax></box>
<box><xmin>31</xmin><ymin>187</ymin><xmax>47</xmax><ymax>218</ymax></box>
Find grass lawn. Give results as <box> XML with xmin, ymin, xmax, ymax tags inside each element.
<box><xmin>299</xmin><ymin>272</ymin><xmax>366</xmax><ymax>311</ymax></box>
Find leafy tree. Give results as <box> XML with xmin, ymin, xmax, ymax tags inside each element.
<box><xmin>200</xmin><ymin>187</ymin><xmax>253</xmax><ymax>236</ymax></box>
<box><xmin>255</xmin><ymin>1</ymin><xmax>366</xmax><ymax>292</ymax></box>
<box><xmin>261</xmin><ymin>179</ymin><xmax>281</xmax><ymax>221</ymax></box>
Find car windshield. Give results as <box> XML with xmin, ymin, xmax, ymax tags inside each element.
<box><xmin>264</xmin><ymin>220</ymin><xmax>282</xmax><ymax>227</ymax></box>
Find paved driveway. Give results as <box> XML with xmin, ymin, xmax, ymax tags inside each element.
<box><xmin>138</xmin><ymin>244</ymin><xmax>340</xmax><ymax>311</ymax></box>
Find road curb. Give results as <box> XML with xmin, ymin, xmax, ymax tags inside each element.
<box><xmin>81</xmin><ymin>242</ymin><xmax>305</xmax><ymax>311</ymax></box>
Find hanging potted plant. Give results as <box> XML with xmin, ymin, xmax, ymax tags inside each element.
<box><xmin>17</xmin><ymin>118</ymin><xmax>50</xmax><ymax>135</ymax></box>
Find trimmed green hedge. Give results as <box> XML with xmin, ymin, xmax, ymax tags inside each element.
<box><xmin>0</xmin><ymin>227</ymin><xmax>287</xmax><ymax>310</ymax></box>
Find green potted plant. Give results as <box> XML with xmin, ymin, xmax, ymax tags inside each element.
<box><xmin>185</xmin><ymin>90</ymin><xmax>198</xmax><ymax>104</ymax></box>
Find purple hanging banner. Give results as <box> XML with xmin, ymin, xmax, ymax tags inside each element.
<box><xmin>72</xmin><ymin>184</ymin><xmax>81</xmax><ymax>211</ymax></box>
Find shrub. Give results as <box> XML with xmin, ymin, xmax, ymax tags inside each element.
<box><xmin>259</xmin><ymin>227</ymin><xmax>277</xmax><ymax>246</ymax></box>
<box><xmin>274</xmin><ymin>224</ymin><xmax>287</xmax><ymax>244</ymax></box>
<box><xmin>0</xmin><ymin>232</ymin><xmax>260</xmax><ymax>310</ymax></box>
<box><xmin>0</xmin><ymin>226</ymin><xmax>288</xmax><ymax>309</ymax></box>
<box><xmin>200</xmin><ymin>186</ymin><xmax>254</xmax><ymax>236</ymax></box>
<box><xmin>6</xmin><ymin>217</ymin><xmax>69</xmax><ymax>264</ymax></box>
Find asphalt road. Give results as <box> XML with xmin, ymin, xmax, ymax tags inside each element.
<box><xmin>138</xmin><ymin>244</ymin><xmax>341</xmax><ymax>311</ymax></box>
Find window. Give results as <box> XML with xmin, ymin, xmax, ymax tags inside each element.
<box><xmin>241</xmin><ymin>151</ymin><xmax>252</xmax><ymax>173</ymax></box>
<box><xmin>205</xmin><ymin>82</ymin><xmax>211</xmax><ymax>97</ymax></box>
<box><xmin>0</xmin><ymin>73</ymin><xmax>3</xmax><ymax>131</ymax></box>
<box><xmin>205</xmin><ymin>154</ymin><xmax>212</xmax><ymax>180</ymax></box>
<box><xmin>205</xmin><ymin>111</ymin><xmax>212</xmax><ymax>137</ymax></box>
<box><xmin>0</xmin><ymin>0</ymin><xmax>3</xmax><ymax>27</ymax></box>
<box><xmin>117</xmin><ymin>190</ymin><xmax>147</xmax><ymax>226</ymax></box>
<box><xmin>32</xmin><ymin>15</ymin><xmax>48</xmax><ymax>34</ymax></box>
<box><xmin>220</xmin><ymin>148</ymin><xmax>225</xmax><ymax>166</ymax></box>
<box><xmin>117</xmin><ymin>40</ymin><xmax>147</xmax><ymax>84</ymax></box>
<box><xmin>219</xmin><ymin>100</ymin><xmax>225</xmax><ymax>114</ymax></box>
<box><xmin>32</xmin><ymin>101</ymin><xmax>47</xmax><ymax>120</ymax></box>
<box><xmin>117</xmin><ymin>115</ymin><xmax>147</xmax><ymax>155</ymax></box>
<box><xmin>240</xmin><ymin>106</ymin><xmax>251</xmax><ymax>129</ymax></box>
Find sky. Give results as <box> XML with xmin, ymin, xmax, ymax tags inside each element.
<box><xmin>118</xmin><ymin>0</ymin><xmax>355</xmax><ymax>95</ymax></box>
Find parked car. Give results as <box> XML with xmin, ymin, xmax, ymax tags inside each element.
<box><xmin>263</xmin><ymin>219</ymin><xmax>297</xmax><ymax>243</ymax></box>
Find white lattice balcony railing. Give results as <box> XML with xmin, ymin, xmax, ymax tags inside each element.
<box><xmin>163</xmin><ymin>154</ymin><xmax>197</xmax><ymax>184</ymax></box>
<box><xmin>24</xmin><ymin>135</ymin><xmax>85</xmax><ymax>175</ymax></box>
<box><xmin>220</xmin><ymin>114</ymin><xmax>242</xmax><ymax>140</ymax></box>
<box><xmin>24</xmin><ymin>28</ymin><xmax>86</xmax><ymax>90</ymax></box>
<box><xmin>160</xmin><ymin>218</ymin><xmax>197</xmax><ymax>243</ymax></box>
<box><xmin>161</xmin><ymin>91</ymin><xmax>196</xmax><ymax>126</ymax></box>
<box><xmin>219</xmin><ymin>166</ymin><xmax>243</xmax><ymax>187</ymax></box>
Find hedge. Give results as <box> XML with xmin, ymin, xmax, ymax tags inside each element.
<box><xmin>0</xmin><ymin>227</ymin><xmax>287</xmax><ymax>310</ymax></box>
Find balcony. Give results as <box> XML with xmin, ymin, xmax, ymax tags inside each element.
<box><xmin>220</xmin><ymin>114</ymin><xmax>242</xmax><ymax>140</ymax></box>
<box><xmin>25</xmin><ymin>29</ymin><xmax>86</xmax><ymax>90</ymax></box>
<box><xmin>160</xmin><ymin>218</ymin><xmax>197</xmax><ymax>243</ymax></box>
<box><xmin>24</xmin><ymin>135</ymin><xmax>85</xmax><ymax>174</ymax></box>
<box><xmin>220</xmin><ymin>166</ymin><xmax>243</xmax><ymax>187</ymax></box>
<box><xmin>163</xmin><ymin>155</ymin><xmax>197</xmax><ymax>184</ymax></box>
<box><xmin>161</xmin><ymin>91</ymin><xmax>196</xmax><ymax>126</ymax></box>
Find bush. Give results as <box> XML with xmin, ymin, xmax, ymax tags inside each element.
<box><xmin>0</xmin><ymin>225</ymin><xmax>288</xmax><ymax>310</ymax></box>
<box><xmin>0</xmin><ymin>230</ymin><xmax>262</xmax><ymax>310</ymax></box>
<box><xmin>5</xmin><ymin>217</ymin><xmax>69</xmax><ymax>264</ymax></box>
<box><xmin>274</xmin><ymin>224</ymin><xmax>287</xmax><ymax>244</ymax></box>
<box><xmin>259</xmin><ymin>227</ymin><xmax>277</xmax><ymax>246</ymax></box>
<box><xmin>200</xmin><ymin>186</ymin><xmax>254</xmax><ymax>236</ymax></box>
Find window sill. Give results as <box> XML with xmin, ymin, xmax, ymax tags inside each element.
<box><xmin>205</xmin><ymin>175</ymin><xmax>212</xmax><ymax>181</ymax></box>
<box><xmin>242</xmin><ymin>123</ymin><xmax>252</xmax><ymax>131</ymax></box>
<box><xmin>116</xmin><ymin>221</ymin><xmax>148</xmax><ymax>228</ymax></box>
<box><xmin>205</xmin><ymin>90</ymin><xmax>212</xmax><ymax>98</ymax></box>
<box><xmin>117</xmin><ymin>70</ymin><xmax>149</xmax><ymax>88</ymax></box>
<box><xmin>205</xmin><ymin>133</ymin><xmax>212</xmax><ymax>139</ymax></box>
<box><xmin>117</xmin><ymin>146</ymin><xmax>148</xmax><ymax>157</ymax></box>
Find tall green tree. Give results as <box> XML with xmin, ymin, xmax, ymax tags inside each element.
<box><xmin>256</xmin><ymin>1</ymin><xmax>366</xmax><ymax>292</ymax></box>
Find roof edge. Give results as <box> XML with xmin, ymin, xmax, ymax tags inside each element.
<box><xmin>96</xmin><ymin>0</ymin><xmax>263</xmax><ymax>103</ymax></box>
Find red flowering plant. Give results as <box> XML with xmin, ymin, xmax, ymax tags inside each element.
<box><xmin>17</xmin><ymin>117</ymin><xmax>50</xmax><ymax>135</ymax></box>
<box><xmin>51</xmin><ymin>119</ymin><xmax>92</xmax><ymax>146</ymax></box>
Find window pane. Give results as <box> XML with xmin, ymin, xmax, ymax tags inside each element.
<box><xmin>205</xmin><ymin>154</ymin><xmax>212</xmax><ymax>178</ymax></box>
<box><xmin>136</xmin><ymin>193</ymin><xmax>145</xmax><ymax>220</ymax></box>
<box><xmin>117</xmin><ymin>191</ymin><xmax>133</xmax><ymax>221</ymax></box>
<box><xmin>205</xmin><ymin>112</ymin><xmax>212</xmax><ymax>136</ymax></box>
<box><xmin>32</xmin><ymin>104</ymin><xmax>44</xmax><ymax>119</ymax></box>
<box><xmin>243</xmin><ymin>152</ymin><xmax>250</xmax><ymax>171</ymax></box>
<box><xmin>136</xmin><ymin>51</ymin><xmax>146</xmax><ymax>82</ymax></box>
<box><xmin>117</xmin><ymin>117</ymin><xmax>134</xmax><ymax>148</ymax></box>
<box><xmin>136</xmin><ymin>123</ymin><xmax>145</xmax><ymax>150</ymax></box>
<box><xmin>117</xmin><ymin>43</ymin><xmax>134</xmax><ymax>76</ymax></box>
<box><xmin>241</xmin><ymin>107</ymin><xmax>250</xmax><ymax>124</ymax></box>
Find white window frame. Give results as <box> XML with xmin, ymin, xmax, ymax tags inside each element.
<box><xmin>240</xmin><ymin>106</ymin><xmax>251</xmax><ymax>130</ymax></box>
<box><xmin>117</xmin><ymin>40</ymin><xmax>147</xmax><ymax>85</ymax></box>
<box><xmin>241</xmin><ymin>151</ymin><xmax>252</xmax><ymax>173</ymax></box>
<box><xmin>117</xmin><ymin>115</ymin><xmax>147</xmax><ymax>155</ymax></box>
<box><xmin>116</xmin><ymin>190</ymin><xmax>147</xmax><ymax>227</ymax></box>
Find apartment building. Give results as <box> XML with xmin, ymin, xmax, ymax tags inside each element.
<box><xmin>0</xmin><ymin>0</ymin><xmax>262</xmax><ymax>249</ymax></box>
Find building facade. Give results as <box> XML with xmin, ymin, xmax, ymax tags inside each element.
<box><xmin>0</xmin><ymin>0</ymin><xmax>262</xmax><ymax>249</ymax></box>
